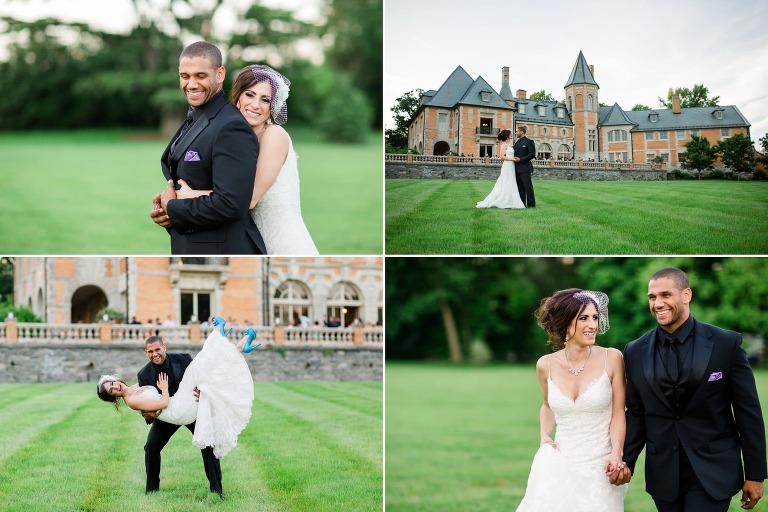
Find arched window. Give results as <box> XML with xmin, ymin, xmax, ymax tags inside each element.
<box><xmin>537</xmin><ymin>143</ymin><xmax>552</xmax><ymax>160</ymax></box>
<box><xmin>587</xmin><ymin>95</ymin><xmax>594</xmax><ymax>110</ymax></box>
<box><xmin>327</xmin><ymin>282</ymin><xmax>363</xmax><ymax>327</ymax></box>
<box><xmin>273</xmin><ymin>280</ymin><xmax>312</xmax><ymax>326</ymax></box>
<box><xmin>558</xmin><ymin>144</ymin><xmax>571</xmax><ymax>160</ymax></box>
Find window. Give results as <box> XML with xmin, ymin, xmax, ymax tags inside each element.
<box><xmin>557</xmin><ymin>107</ymin><xmax>565</xmax><ymax>118</ymax></box>
<box><xmin>518</xmin><ymin>103</ymin><xmax>526</xmax><ymax>115</ymax></box>
<box><xmin>645</xmin><ymin>132</ymin><xmax>654</xmax><ymax>141</ymax></box>
<box><xmin>568</xmin><ymin>96</ymin><xmax>573</xmax><ymax>111</ymax></box>
<box><xmin>621</xmin><ymin>130</ymin><xmax>628</xmax><ymax>141</ymax></box>
<box><xmin>676</xmin><ymin>130</ymin><xmax>685</xmax><ymax>139</ymax></box>
<box><xmin>562</xmin><ymin>128</ymin><xmax>568</xmax><ymax>137</ymax></box>
<box><xmin>646</xmin><ymin>153</ymin><xmax>656</xmax><ymax>163</ymax></box>
<box><xmin>608</xmin><ymin>131</ymin><xmax>614</xmax><ymax>142</ymax></box>
<box><xmin>538</xmin><ymin>105</ymin><xmax>546</xmax><ymax>116</ymax></box>
<box><xmin>181</xmin><ymin>292</ymin><xmax>210</xmax><ymax>324</ymax></box>
<box><xmin>542</xmin><ymin>127</ymin><xmax>548</xmax><ymax>136</ymax></box>
<box><xmin>714</xmin><ymin>109</ymin><xmax>724</xmax><ymax>120</ymax></box>
<box><xmin>691</xmin><ymin>129</ymin><xmax>700</xmax><ymax>136</ymax></box>
<box><xmin>721</xmin><ymin>128</ymin><xmax>730</xmax><ymax>138</ymax></box>
<box><xmin>327</xmin><ymin>282</ymin><xmax>363</xmax><ymax>327</ymax></box>
<box><xmin>649</xmin><ymin>113</ymin><xmax>658</xmax><ymax>123</ymax></box>
<box><xmin>273</xmin><ymin>280</ymin><xmax>312</xmax><ymax>327</ymax></box>
<box><xmin>558</xmin><ymin>144</ymin><xmax>571</xmax><ymax>160</ymax></box>
<box><xmin>438</xmin><ymin>113</ymin><xmax>448</xmax><ymax>132</ymax></box>
<box><xmin>587</xmin><ymin>95</ymin><xmax>594</xmax><ymax>110</ymax></box>
<box><xmin>588</xmin><ymin>129</ymin><xmax>597</xmax><ymax>152</ymax></box>
<box><xmin>659</xmin><ymin>131</ymin><xmax>668</xmax><ymax>140</ymax></box>
<box><xmin>480</xmin><ymin>90</ymin><xmax>491</xmax><ymax>102</ymax></box>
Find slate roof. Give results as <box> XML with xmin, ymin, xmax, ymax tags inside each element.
<box><xmin>499</xmin><ymin>78</ymin><xmax>514</xmax><ymax>102</ymax></box>
<box><xmin>624</xmin><ymin>105</ymin><xmax>751</xmax><ymax>132</ymax></box>
<box><xmin>599</xmin><ymin>103</ymin><xmax>635</xmax><ymax>127</ymax></box>
<box><xmin>564</xmin><ymin>50</ymin><xmax>599</xmax><ymax>88</ymax></box>
<box><xmin>515</xmin><ymin>99</ymin><xmax>572</xmax><ymax>126</ymax></box>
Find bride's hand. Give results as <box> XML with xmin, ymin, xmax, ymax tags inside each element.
<box><xmin>157</xmin><ymin>372</ymin><xmax>169</xmax><ymax>392</ymax></box>
<box><xmin>175</xmin><ymin>179</ymin><xmax>212</xmax><ymax>200</ymax></box>
<box><xmin>540</xmin><ymin>435</ymin><xmax>557</xmax><ymax>449</ymax></box>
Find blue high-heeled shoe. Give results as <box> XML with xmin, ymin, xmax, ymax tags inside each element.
<box><xmin>242</xmin><ymin>328</ymin><xmax>261</xmax><ymax>354</ymax></box>
<box><xmin>212</xmin><ymin>316</ymin><xmax>232</xmax><ymax>337</ymax></box>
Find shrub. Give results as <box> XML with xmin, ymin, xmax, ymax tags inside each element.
<box><xmin>703</xmin><ymin>170</ymin><xmax>725</xmax><ymax>180</ymax></box>
<box><xmin>0</xmin><ymin>304</ymin><xmax>43</xmax><ymax>322</ymax></box>
<box><xmin>317</xmin><ymin>74</ymin><xmax>372</xmax><ymax>143</ymax></box>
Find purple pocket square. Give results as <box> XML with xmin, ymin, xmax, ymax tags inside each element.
<box><xmin>707</xmin><ymin>371</ymin><xmax>723</xmax><ymax>382</ymax></box>
<box><xmin>184</xmin><ymin>150</ymin><xmax>201</xmax><ymax>162</ymax></box>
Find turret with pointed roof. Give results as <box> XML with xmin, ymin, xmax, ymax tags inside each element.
<box><xmin>565</xmin><ymin>50</ymin><xmax>599</xmax><ymax>88</ymax></box>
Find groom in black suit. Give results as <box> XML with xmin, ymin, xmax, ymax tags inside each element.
<box><xmin>512</xmin><ymin>125</ymin><xmax>536</xmax><ymax>207</ymax></box>
<box><xmin>621</xmin><ymin>267</ymin><xmax>766</xmax><ymax>511</ymax></box>
<box><xmin>150</xmin><ymin>41</ymin><xmax>266</xmax><ymax>254</ymax></box>
<box><xmin>138</xmin><ymin>336</ymin><xmax>222</xmax><ymax>495</ymax></box>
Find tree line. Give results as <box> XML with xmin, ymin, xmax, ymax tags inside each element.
<box><xmin>386</xmin><ymin>257</ymin><xmax>768</xmax><ymax>363</ymax></box>
<box><xmin>0</xmin><ymin>0</ymin><xmax>382</xmax><ymax>142</ymax></box>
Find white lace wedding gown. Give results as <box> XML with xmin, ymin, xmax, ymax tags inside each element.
<box><xmin>133</xmin><ymin>330</ymin><xmax>254</xmax><ymax>458</ymax></box>
<box><xmin>516</xmin><ymin>357</ymin><xmax>627</xmax><ymax>511</ymax></box>
<box><xmin>476</xmin><ymin>144</ymin><xmax>525</xmax><ymax>209</ymax></box>
<box><xmin>250</xmin><ymin>136</ymin><xmax>319</xmax><ymax>254</ymax></box>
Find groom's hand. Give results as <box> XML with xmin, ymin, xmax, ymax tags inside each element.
<box><xmin>141</xmin><ymin>410</ymin><xmax>160</xmax><ymax>421</ymax></box>
<box><xmin>150</xmin><ymin>193</ymin><xmax>171</xmax><ymax>227</ymax></box>
<box><xmin>160</xmin><ymin>180</ymin><xmax>177</xmax><ymax>212</ymax></box>
<box><xmin>741</xmin><ymin>480</ymin><xmax>764</xmax><ymax>509</ymax></box>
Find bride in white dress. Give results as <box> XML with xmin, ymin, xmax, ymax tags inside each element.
<box><xmin>517</xmin><ymin>289</ymin><xmax>629</xmax><ymax>512</ymax></box>
<box><xmin>176</xmin><ymin>65</ymin><xmax>318</xmax><ymax>255</ymax></box>
<box><xmin>97</xmin><ymin>318</ymin><xmax>258</xmax><ymax>458</ymax></box>
<box><xmin>476</xmin><ymin>129</ymin><xmax>526</xmax><ymax>209</ymax></box>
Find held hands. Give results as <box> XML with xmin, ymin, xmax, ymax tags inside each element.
<box><xmin>604</xmin><ymin>456</ymin><xmax>632</xmax><ymax>486</ymax></box>
<box><xmin>193</xmin><ymin>386</ymin><xmax>200</xmax><ymax>402</ymax></box>
<box><xmin>156</xmin><ymin>372</ymin><xmax>169</xmax><ymax>392</ymax></box>
<box><xmin>741</xmin><ymin>480</ymin><xmax>764</xmax><ymax>510</ymax></box>
<box><xmin>150</xmin><ymin>193</ymin><xmax>171</xmax><ymax>228</ymax></box>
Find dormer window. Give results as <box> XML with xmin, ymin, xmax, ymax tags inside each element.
<box><xmin>518</xmin><ymin>103</ymin><xmax>526</xmax><ymax>115</ymax></box>
<box><xmin>556</xmin><ymin>107</ymin><xmax>565</xmax><ymax>118</ymax></box>
<box><xmin>480</xmin><ymin>90</ymin><xmax>491</xmax><ymax>102</ymax></box>
<box><xmin>713</xmin><ymin>108</ymin><xmax>724</xmax><ymax>120</ymax></box>
<box><xmin>538</xmin><ymin>105</ymin><xmax>546</xmax><ymax>116</ymax></box>
<box><xmin>649</xmin><ymin>112</ymin><xmax>659</xmax><ymax>123</ymax></box>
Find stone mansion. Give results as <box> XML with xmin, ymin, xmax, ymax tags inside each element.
<box><xmin>406</xmin><ymin>51</ymin><xmax>751</xmax><ymax>167</ymax></box>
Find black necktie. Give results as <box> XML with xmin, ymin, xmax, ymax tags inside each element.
<box><xmin>171</xmin><ymin>113</ymin><xmax>194</xmax><ymax>153</ymax></box>
<box><xmin>665</xmin><ymin>335</ymin><xmax>679</xmax><ymax>381</ymax></box>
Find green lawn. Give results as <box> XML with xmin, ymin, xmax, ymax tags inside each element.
<box><xmin>0</xmin><ymin>381</ymin><xmax>382</xmax><ymax>512</ymax></box>
<box><xmin>0</xmin><ymin>128</ymin><xmax>382</xmax><ymax>254</ymax></box>
<box><xmin>385</xmin><ymin>179</ymin><xmax>768</xmax><ymax>254</ymax></box>
<box><xmin>385</xmin><ymin>363</ymin><xmax>768</xmax><ymax>512</ymax></box>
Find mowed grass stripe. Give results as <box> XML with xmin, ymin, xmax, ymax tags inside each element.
<box><xmin>255</xmin><ymin>383</ymin><xmax>382</xmax><ymax>466</ymax></box>
<box><xmin>385</xmin><ymin>179</ymin><xmax>768</xmax><ymax>254</ymax></box>
<box><xmin>244</xmin><ymin>397</ymin><xmax>381</xmax><ymax>512</ymax></box>
<box><xmin>277</xmin><ymin>381</ymin><xmax>382</xmax><ymax>417</ymax></box>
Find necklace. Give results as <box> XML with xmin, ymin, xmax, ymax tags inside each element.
<box><xmin>564</xmin><ymin>345</ymin><xmax>592</xmax><ymax>376</ymax></box>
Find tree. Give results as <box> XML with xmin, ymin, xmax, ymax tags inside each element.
<box><xmin>0</xmin><ymin>257</ymin><xmax>13</xmax><ymax>304</ymax></box>
<box><xmin>529</xmin><ymin>90</ymin><xmax>556</xmax><ymax>102</ymax></box>
<box><xmin>681</xmin><ymin>135</ymin><xmax>717</xmax><ymax>177</ymax></box>
<box><xmin>715</xmin><ymin>133</ymin><xmax>755</xmax><ymax>174</ymax></box>
<box><xmin>385</xmin><ymin>88</ymin><xmax>424</xmax><ymax>151</ymax></box>
<box><xmin>631</xmin><ymin>104</ymin><xmax>651</xmax><ymax>111</ymax></box>
<box><xmin>659</xmin><ymin>84</ymin><xmax>720</xmax><ymax>109</ymax></box>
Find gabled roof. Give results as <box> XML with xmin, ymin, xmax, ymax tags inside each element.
<box><xmin>459</xmin><ymin>75</ymin><xmax>514</xmax><ymax>109</ymax></box>
<box><xmin>565</xmin><ymin>50</ymin><xmax>599</xmax><ymax>88</ymax></box>
<box><xmin>625</xmin><ymin>105</ymin><xmax>750</xmax><ymax>132</ymax></box>
<box><xmin>515</xmin><ymin>99</ymin><xmax>573</xmax><ymax>127</ymax></box>
<box><xmin>422</xmin><ymin>66</ymin><xmax>475</xmax><ymax>108</ymax></box>
<box><xmin>599</xmin><ymin>103</ymin><xmax>635</xmax><ymax>127</ymax></box>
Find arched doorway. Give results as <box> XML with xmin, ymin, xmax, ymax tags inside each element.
<box><xmin>71</xmin><ymin>285</ymin><xmax>108</xmax><ymax>323</ymax></box>
<box><xmin>273</xmin><ymin>280</ymin><xmax>312</xmax><ymax>326</ymax></box>
<box><xmin>558</xmin><ymin>144</ymin><xmax>571</xmax><ymax>160</ymax></box>
<box><xmin>433</xmin><ymin>141</ymin><xmax>450</xmax><ymax>156</ymax></box>
<box><xmin>537</xmin><ymin>143</ymin><xmax>552</xmax><ymax>160</ymax></box>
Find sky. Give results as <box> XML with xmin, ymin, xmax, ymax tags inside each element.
<box><xmin>384</xmin><ymin>0</ymin><xmax>768</xmax><ymax>146</ymax></box>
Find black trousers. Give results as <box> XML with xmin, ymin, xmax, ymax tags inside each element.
<box><xmin>144</xmin><ymin>419</ymin><xmax>222</xmax><ymax>494</ymax></box>
<box><xmin>652</xmin><ymin>448</ymin><xmax>730</xmax><ymax>512</ymax></box>
<box><xmin>515</xmin><ymin>171</ymin><xmax>535</xmax><ymax>207</ymax></box>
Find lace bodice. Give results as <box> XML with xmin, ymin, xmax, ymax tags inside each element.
<box><xmin>249</xmin><ymin>136</ymin><xmax>318</xmax><ymax>254</ymax></box>
<box><xmin>548</xmin><ymin>371</ymin><xmax>613</xmax><ymax>468</ymax></box>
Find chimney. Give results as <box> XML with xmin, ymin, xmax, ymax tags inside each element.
<box><xmin>588</xmin><ymin>65</ymin><xmax>595</xmax><ymax>78</ymax></box>
<box><xmin>516</xmin><ymin>89</ymin><xmax>527</xmax><ymax>99</ymax></box>
<box><xmin>672</xmin><ymin>94</ymin><xmax>681</xmax><ymax>114</ymax></box>
<box><xmin>502</xmin><ymin>66</ymin><xmax>510</xmax><ymax>85</ymax></box>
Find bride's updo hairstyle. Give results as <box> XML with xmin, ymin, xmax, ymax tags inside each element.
<box><xmin>97</xmin><ymin>374</ymin><xmax>126</xmax><ymax>413</ymax></box>
<box><xmin>230</xmin><ymin>64</ymin><xmax>291</xmax><ymax>125</ymax></box>
<box><xmin>535</xmin><ymin>288</ymin><xmax>610</xmax><ymax>351</ymax></box>
<box><xmin>497</xmin><ymin>129</ymin><xmax>512</xmax><ymax>142</ymax></box>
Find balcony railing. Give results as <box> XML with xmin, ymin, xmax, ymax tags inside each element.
<box><xmin>385</xmin><ymin>154</ymin><xmax>666</xmax><ymax>171</ymax></box>
<box><xmin>0</xmin><ymin>321</ymin><xmax>383</xmax><ymax>349</ymax></box>
<box><xmin>476</xmin><ymin>127</ymin><xmax>500</xmax><ymax>136</ymax></box>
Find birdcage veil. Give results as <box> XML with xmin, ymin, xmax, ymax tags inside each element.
<box><xmin>573</xmin><ymin>290</ymin><xmax>610</xmax><ymax>334</ymax></box>
<box><xmin>251</xmin><ymin>65</ymin><xmax>290</xmax><ymax>125</ymax></box>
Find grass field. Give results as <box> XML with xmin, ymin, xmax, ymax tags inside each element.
<box><xmin>0</xmin><ymin>381</ymin><xmax>382</xmax><ymax>512</ymax></box>
<box><xmin>385</xmin><ymin>179</ymin><xmax>768</xmax><ymax>254</ymax></box>
<box><xmin>385</xmin><ymin>363</ymin><xmax>768</xmax><ymax>512</ymax></box>
<box><xmin>0</xmin><ymin>128</ymin><xmax>383</xmax><ymax>254</ymax></box>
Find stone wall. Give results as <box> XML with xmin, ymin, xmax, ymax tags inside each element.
<box><xmin>0</xmin><ymin>344</ymin><xmax>383</xmax><ymax>383</ymax></box>
<box><xmin>385</xmin><ymin>162</ymin><xmax>666</xmax><ymax>181</ymax></box>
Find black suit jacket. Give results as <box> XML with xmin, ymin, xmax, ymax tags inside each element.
<box><xmin>137</xmin><ymin>352</ymin><xmax>193</xmax><ymax>424</ymax></box>
<box><xmin>513</xmin><ymin>136</ymin><xmax>535</xmax><ymax>173</ymax></box>
<box><xmin>624</xmin><ymin>318</ymin><xmax>767</xmax><ymax>501</ymax></box>
<box><xmin>161</xmin><ymin>91</ymin><xmax>267</xmax><ymax>254</ymax></box>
